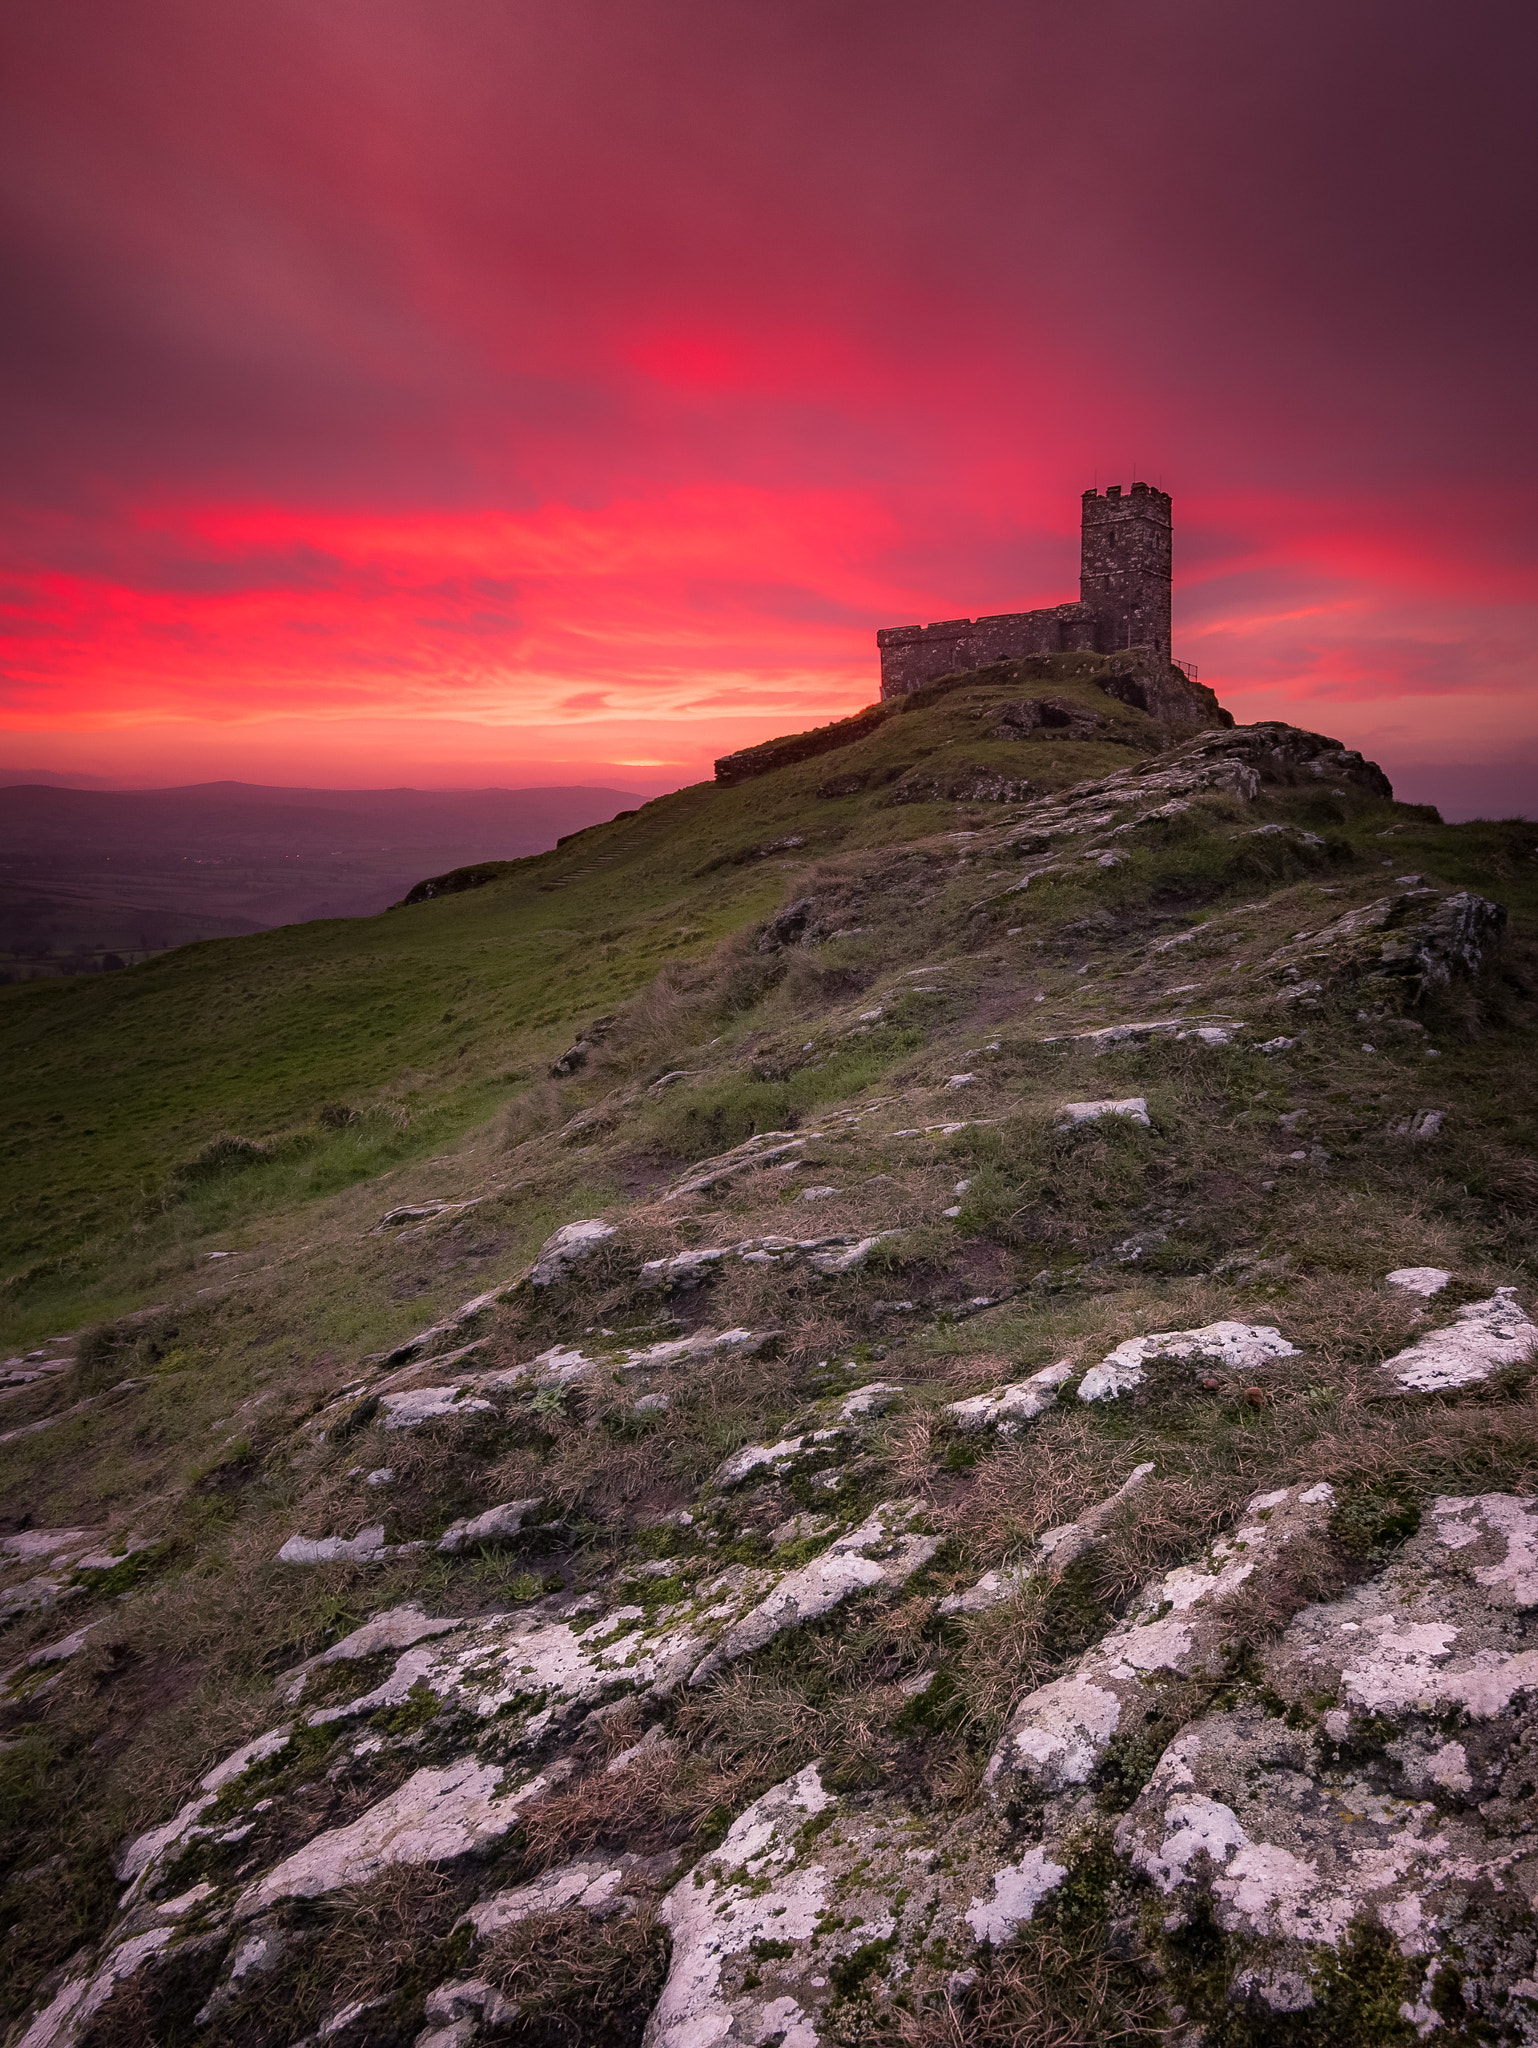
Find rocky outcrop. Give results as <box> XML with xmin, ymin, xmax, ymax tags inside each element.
<box><xmin>548</xmin><ymin>1015</ymin><xmax>613</xmax><ymax>1077</ymax></box>
<box><xmin>275</xmin><ymin>1524</ymin><xmax>418</xmax><ymax>1566</ymax></box>
<box><xmin>435</xmin><ymin>1498</ymin><xmax>545</xmax><ymax>1553</ymax></box>
<box><xmin>943</xmin><ymin>1360</ymin><xmax>1072</xmax><ymax>1435</ymax></box>
<box><xmin>526</xmin><ymin>1217</ymin><xmax>616</xmax><ymax>1286</ymax></box>
<box><xmin>1263</xmin><ymin>884</ymin><xmax>1506</xmax><ymax>1005</ymax></box>
<box><xmin>1115</xmin><ymin>1491</ymin><xmax>1538</xmax><ymax>2025</ymax></box>
<box><xmin>984</xmin><ymin>1481</ymin><xmax>1338</xmax><ymax>1802</ymax></box>
<box><xmin>688</xmin><ymin>1501</ymin><xmax>938</xmax><ymax>1684</ymax></box>
<box><xmin>886</xmin><ymin>763</ymin><xmax>1036</xmax><ymax>805</ymax></box>
<box><xmin>1056</xmin><ymin>1095</ymin><xmax>1151</xmax><ymax>1127</ymax></box>
<box><xmin>1077</xmin><ymin>1319</ymin><xmax>1298</xmax><ymax>1402</ymax></box>
<box><xmin>1379</xmin><ymin>1288</ymin><xmax>1537</xmax><ymax>1392</ymax></box>
<box><xmin>639</xmin><ymin>1230</ymin><xmax>900</xmax><ymax>1288</ymax></box>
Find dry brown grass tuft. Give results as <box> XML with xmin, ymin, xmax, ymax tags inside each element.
<box><xmin>1086</xmin><ymin>1470</ymin><xmax>1250</xmax><ymax>1613</ymax></box>
<box><xmin>480</xmin><ymin>1900</ymin><xmax>670</xmax><ymax>2043</ymax></box>
<box><xmin>516</xmin><ymin>1743</ymin><xmax>765</xmax><ymax>1871</ymax></box>
<box><xmin>885</xmin><ymin>1409</ymin><xmax>942</xmax><ymax>1496</ymax></box>
<box><xmin>676</xmin><ymin>1596</ymin><xmax>960</xmax><ymax>1796</ymax></box>
<box><xmin>949</xmin><ymin>1581</ymin><xmax>1059</xmax><ymax>1738</ymax></box>
<box><xmin>83</xmin><ymin>1864</ymin><xmax>466</xmax><ymax>2047</ymax></box>
<box><xmin>500</xmin><ymin>1077</ymin><xmax>571</xmax><ymax>1151</ymax></box>
<box><xmin>1301</xmin><ymin>1388</ymin><xmax>1538</xmax><ymax>1499</ymax></box>
<box><xmin>830</xmin><ymin>1924</ymin><xmax>1168</xmax><ymax>2047</ymax></box>
<box><xmin>675</xmin><ymin>1669</ymin><xmax>822</xmax><ymax>1781</ymax></box>
<box><xmin>1212</xmin><ymin>1526</ymin><xmax>1360</xmax><ymax>1651</ymax></box>
<box><xmin>506</xmin><ymin>1341</ymin><xmax>813</xmax><ymax>1516</ymax></box>
<box><xmin>299</xmin><ymin>1863</ymin><xmax>464</xmax><ymax>2015</ymax></box>
<box><xmin>946</xmin><ymin>1413</ymin><xmax>1129</xmax><ymax>1564</ymax></box>
<box><xmin>915</xmin><ymin>1350</ymin><xmax>1028</xmax><ymax>1391</ymax></box>
<box><xmin>590</xmin><ymin>928</ymin><xmax>783</xmax><ymax>1084</ymax></box>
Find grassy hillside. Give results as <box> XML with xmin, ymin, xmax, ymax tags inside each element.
<box><xmin>2</xmin><ymin>662</ymin><xmax>1536</xmax><ymax>2047</ymax></box>
<box><xmin>0</xmin><ymin>655</ymin><xmax>1215</xmax><ymax>1339</ymax></box>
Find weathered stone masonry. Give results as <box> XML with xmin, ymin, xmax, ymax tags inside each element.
<box><xmin>878</xmin><ymin>480</ymin><xmax>1174</xmax><ymax>698</ymax></box>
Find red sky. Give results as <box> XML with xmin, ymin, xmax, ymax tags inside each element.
<box><xmin>2</xmin><ymin>0</ymin><xmax>1535</xmax><ymax>814</ymax></box>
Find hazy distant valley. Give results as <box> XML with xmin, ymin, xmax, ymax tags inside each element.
<box><xmin>0</xmin><ymin>782</ymin><xmax>640</xmax><ymax>976</ymax></box>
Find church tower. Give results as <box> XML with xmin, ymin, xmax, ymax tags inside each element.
<box><xmin>1079</xmin><ymin>481</ymin><xmax>1172</xmax><ymax>659</ymax></box>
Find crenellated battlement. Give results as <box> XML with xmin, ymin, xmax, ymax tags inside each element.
<box><xmin>878</xmin><ymin>483</ymin><xmax>1174</xmax><ymax>698</ymax></box>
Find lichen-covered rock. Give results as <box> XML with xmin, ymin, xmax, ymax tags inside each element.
<box><xmin>664</xmin><ymin>1132</ymin><xmax>814</xmax><ymax>1199</ymax></box>
<box><xmin>1</xmin><ymin>1619</ymin><xmax>100</xmax><ymax>1693</ymax></box>
<box><xmin>963</xmin><ymin>1845</ymin><xmax>1072</xmax><ymax>1943</ymax></box>
<box><xmin>638</xmin><ymin>1245</ymin><xmax>731</xmax><ymax>1287</ymax></box>
<box><xmin>944</xmin><ymin>1360</ymin><xmax>1071</xmax><ymax>1435</ymax></box>
<box><xmin>1380</xmin><ymin>1288</ymin><xmax>1535</xmax><ymax>1392</ymax></box>
<box><xmin>16</xmin><ymin>1927</ymin><xmax>179</xmax><ymax>2048</ymax></box>
<box><xmin>641</xmin><ymin>1233</ymin><xmax>896</xmax><ymax>1287</ymax></box>
<box><xmin>118</xmin><ymin>1727</ymin><xmax>295</xmax><ymax>1888</ymax></box>
<box><xmin>1387</xmin><ymin>1265</ymin><xmax>1452</xmax><ymax>1296</ymax></box>
<box><xmin>645</xmin><ymin>1765</ymin><xmax>990</xmax><ymax>2048</ymax></box>
<box><xmin>1380</xmin><ymin>888</ymin><xmax>1508</xmax><ymax>996</ymax></box>
<box><xmin>436</xmin><ymin>1498</ymin><xmax>545</xmax><ymax>1553</ymax></box>
<box><xmin>985</xmin><ymin>1481</ymin><xmax>1336</xmax><ymax>1801</ymax></box>
<box><xmin>376</xmin><ymin>1325</ymin><xmax>778</xmax><ymax>1427</ymax></box>
<box><xmin>464</xmin><ymin>1855</ymin><xmax>646</xmax><ymax>1935</ymax></box>
<box><xmin>526</xmin><ymin>1218</ymin><xmax>617</xmax><ymax>1286</ymax></box>
<box><xmin>1078</xmin><ymin>1318</ymin><xmax>1298</xmax><ymax>1402</ymax></box>
<box><xmin>712</xmin><ymin>1429</ymin><xmax>849</xmax><ymax>1490</ymax></box>
<box><xmin>278</xmin><ymin>1604</ymin><xmax>466</xmax><ymax>1702</ymax></box>
<box><xmin>416</xmin><ymin>1975</ymin><xmax>520</xmax><ymax>2047</ymax></box>
<box><xmin>1264</xmin><ymin>886</ymin><xmax>1506</xmax><ymax>1005</ymax></box>
<box><xmin>276</xmin><ymin>1523</ymin><xmax>392</xmax><ymax>1564</ymax></box>
<box><xmin>1116</xmin><ymin>1490</ymin><xmax>1538</xmax><ymax>2023</ymax></box>
<box><xmin>512</xmin><ymin>1326</ymin><xmax>776</xmax><ymax>1386</ymax></box>
<box><xmin>1056</xmin><ymin>1095</ymin><xmax>1151</xmax><ymax>1128</ymax></box>
<box><xmin>690</xmin><ymin>1502</ymin><xmax>938</xmax><ymax>1684</ymax></box>
<box><xmin>837</xmin><ymin>1380</ymin><xmax>901</xmax><ymax>1419</ymax></box>
<box><xmin>234</xmin><ymin>1758</ymin><xmax>539</xmax><ymax>1915</ymax></box>
<box><xmin>382</xmin><ymin>1283</ymin><xmax>519</xmax><ymax>1365</ymax></box>
<box><xmin>379</xmin><ymin>1383</ymin><xmax>496</xmax><ymax>1428</ymax></box>
<box><xmin>1044</xmin><ymin>1013</ymin><xmax>1244</xmax><ymax>1049</ymax></box>
<box><xmin>806</xmin><ymin>1231</ymin><xmax>900</xmax><ymax>1274</ymax></box>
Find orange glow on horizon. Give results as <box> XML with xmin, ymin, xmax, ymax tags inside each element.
<box><xmin>1</xmin><ymin>6</ymin><xmax>1533</xmax><ymax>813</ymax></box>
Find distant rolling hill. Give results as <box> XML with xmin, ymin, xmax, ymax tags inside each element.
<box><xmin>0</xmin><ymin>780</ymin><xmax>640</xmax><ymax>975</ymax></box>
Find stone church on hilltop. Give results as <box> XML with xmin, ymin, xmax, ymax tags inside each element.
<box><xmin>877</xmin><ymin>481</ymin><xmax>1176</xmax><ymax>698</ymax></box>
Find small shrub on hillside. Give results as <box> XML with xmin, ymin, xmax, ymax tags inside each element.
<box><xmin>651</xmin><ymin>1077</ymin><xmax>797</xmax><ymax>1157</ymax></box>
<box><xmin>75</xmin><ymin>1310</ymin><xmax>184</xmax><ymax>1392</ymax></box>
<box><xmin>171</xmin><ymin>1132</ymin><xmax>275</xmax><ymax>1183</ymax></box>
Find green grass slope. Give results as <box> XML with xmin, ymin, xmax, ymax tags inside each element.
<box><xmin>0</xmin><ymin>656</ymin><xmax>1206</xmax><ymax>1336</ymax></box>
